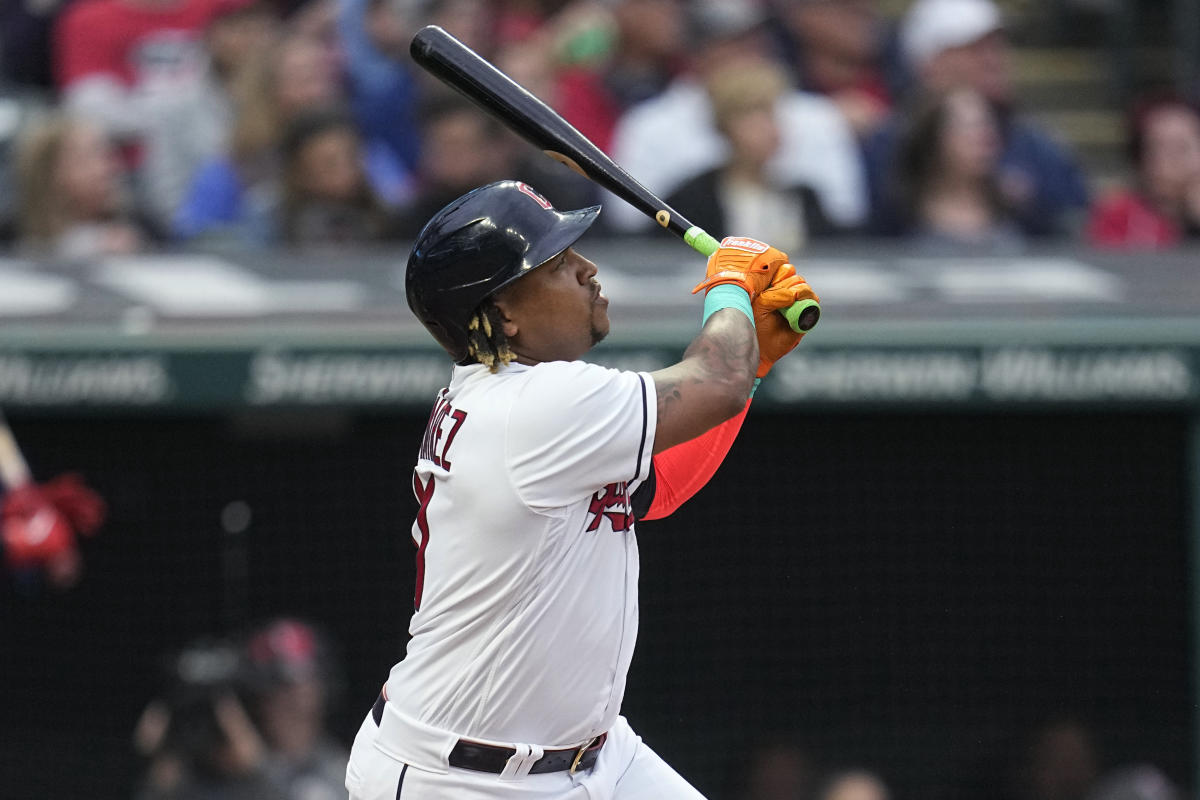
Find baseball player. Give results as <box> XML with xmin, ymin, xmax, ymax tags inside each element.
<box><xmin>346</xmin><ymin>180</ymin><xmax>817</xmax><ymax>799</ymax></box>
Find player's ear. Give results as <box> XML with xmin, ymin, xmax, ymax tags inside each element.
<box><xmin>490</xmin><ymin>293</ymin><xmax>520</xmax><ymax>339</ymax></box>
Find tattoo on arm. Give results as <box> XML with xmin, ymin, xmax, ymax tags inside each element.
<box><xmin>655</xmin><ymin>310</ymin><xmax>756</xmax><ymax>429</ymax></box>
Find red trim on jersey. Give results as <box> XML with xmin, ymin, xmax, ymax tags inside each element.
<box><xmin>642</xmin><ymin>399</ymin><xmax>750</xmax><ymax>520</ymax></box>
<box><xmin>412</xmin><ymin>473</ymin><xmax>435</xmax><ymax>611</ymax></box>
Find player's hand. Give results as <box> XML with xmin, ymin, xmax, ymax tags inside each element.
<box><xmin>691</xmin><ymin>237</ymin><xmax>789</xmax><ymax>302</ymax></box>
<box><xmin>753</xmin><ymin>264</ymin><xmax>819</xmax><ymax>378</ymax></box>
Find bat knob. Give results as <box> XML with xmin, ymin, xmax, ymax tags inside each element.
<box><xmin>783</xmin><ymin>299</ymin><xmax>820</xmax><ymax>333</ymax></box>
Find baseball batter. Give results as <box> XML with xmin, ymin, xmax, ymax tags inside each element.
<box><xmin>346</xmin><ymin>180</ymin><xmax>817</xmax><ymax>799</ymax></box>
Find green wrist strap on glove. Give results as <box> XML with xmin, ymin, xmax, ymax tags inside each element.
<box><xmin>702</xmin><ymin>284</ymin><xmax>753</xmax><ymax>325</ymax></box>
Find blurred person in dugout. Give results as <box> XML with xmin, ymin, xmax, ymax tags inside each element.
<box><xmin>817</xmin><ymin>770</ymin><xmax>892</xmax><ymax>800</ymax></box>
<box><xmin>1085</xmin><ymin>764</ymin><xmax>1182</xmax><ymax>800</ymax></box>
<box><xmin>888</xmin><ymin>85</ymin><xmax>1027</xmax><ymax>254</ymax></box>
<box><xmin>1086</xmin><ymin>92</ymin><xmax>1200</xmax><ymax>250</ymax></box>
<box><xmin>606</xmin><ymin>0</ymin><xmax>867</xmax><ymax>235</ymax></box>
<box><xmin>862</xmin><ymin>0</ymin><xmax>1090</xmax><ymax>238</ymax></box>
<box><xmin>133</xmin><ymin>638</ymin><xmax>287</xmax><ymax>800</ymax></box>
<box><xmin>14</xmin><ymin>113</ymin><xmax>159</xmax><ymax>260</ymax></box>
<box><xmin>1008</xmin><ymin>716</ymin><xmax>1100</xmax><ymax>800</ymax></box>
<box><xmin>279</xmin><ymin>108</ymin><xmax>398</xmax><ymax>245</ymax></box>
<box><xmin>664</xmin><ymin>58</ymin><xmax>846</xmax><ymax>255</ymax></box>
<box><xmin>134</xmin><ymin>621</ymin><xmax>347</xmax><ymax>800</ymax></box>
<box><xmin>770</xmin><ymin>0</ymin><xmax>899</xmax><ymax>140</ymax></box>
<box><xmin>242</xmin><ymin>617</ymin><xmax>350</xmax><ymax>800</ymax></box>
<box><xmin>732</xmin><ymin>737</ymin><xmax>819</xmax><ymax>800</ymax></box>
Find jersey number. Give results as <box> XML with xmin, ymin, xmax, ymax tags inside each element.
<box><xmin>412</xmin><ymin>473</ymin><xmax>435</xmax><ymax>611</ymax></box>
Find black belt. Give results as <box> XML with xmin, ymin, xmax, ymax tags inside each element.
<box><xmin>371</xmin><ymin>693</ymin><xmax>606</xmax><ymax>775</ymax></box>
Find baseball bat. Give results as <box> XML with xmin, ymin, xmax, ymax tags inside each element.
<box><xmin>0</xmin><ymin>411</ymin><xmax>33</xmax><ymax>491</ymax></box>
<box><xmin>409</xmin><ymin>25</ymin><xmax>820</xmax><ymax>333</ymax></box>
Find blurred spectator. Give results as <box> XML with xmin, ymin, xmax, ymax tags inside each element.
<box><xmin>862</xmin><ymin>0</ymin><xmax>1090</xmax><ymax>238</ymax></box>
<box><xmin>1086</xmin><ymin>93</ymin><xmax>1200</xmax><ymax>249</ymax></box>
<box><xmin>889</xmin><ymin>86</ymin><xmax>1026</xmax><ymax>254</ymax></box>
<box><xmin>665</xmin><ymin>59</ymin><xmax>843</xmax><ymax>254</ymax></box>
<box><xmin>489</xmin><ymin>33</ymin><xmax>606</xmax><ymax>210</ymax></box>
<box><xmin>133</xmin><ymin>638</ymin><xmax>285</xmax><ymax>800</ymax></box>
<box><xmin>52</xmin><ymin>0</ymin><xmax>219</xmax><ymax>144</ymax></box>
<box><xmin>734</xmin><ymin>738</ymin><xmax>820</xmax><ymax>800</ymax></box>
<box><xmin>139</xmin><ymin>0</ymin><xmax>279</xmax><ymax>226</ymax></box>
<box><xmin>552</xmin><ymin>0</ymin><xmax>688</xmax><ymax>154</ymax></box>
<box><xmin>393</xmin><ymin>92</ymin><xmax>518</xmax><ymax>238</ymax></box>
<box><xmin>607</xmin><ymin>0</ymin><xmax>866</xmax><ymax>234</ymax></box>
<box><xmin>242</xmin><ymin>618</ymin><xmax>348</xmax><ymax>800</ymax></box>
<box><xmin>15</xmin><ymin>114</ymin><xmax>157</xmax><ymax>260</ymax></box>
<box><xmin>771</xmin><ymin>0</ymin><xmax>897</xmax><ymax>139</ymax></box>
<box><xmin>817</xmin><ymin>769</ymin><xmax>891</xmax><ymax>800</ymax></box>
<box><xmin>279</xmin><ymin>109</ymin><xmax>396</xmax><ymax>245</ymax></box>
<box><xmin>172</xmin><ymin>30</ymin><xmax>335</xmax><ymax>244</ymax></box>
<box><xmin>1086</xmin><ymin>765</ymin><xmax>1181</xmax><ymax>800</ymax></box>
<box><xmin>417</xmin><ymin>0</ymin><xmax>495</xmax><ymax>60</ymax></box>
<box><xmin>337</xmin><ymin>0</ymin><xmax>422</xmax><ymax>171</ymax></box>
<box><xmin>1010</xmin><ymin>716</ymin><xmax>1101</xmax><ymax>800</ymax></box>
<box><xmin>0</xmin><ymin>91</ymin><xmax>53</xmax><ymax>245</ymax></box>
<box><xmin>172</xmin><ymin>30</ymin><xmax>409</xmax><ymax>245</ymax></box>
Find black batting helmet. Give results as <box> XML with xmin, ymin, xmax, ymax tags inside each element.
<box><xmin>406</xmin><ymin>180</ymin><xmax>601</xmax><ymax>363</ymax></box>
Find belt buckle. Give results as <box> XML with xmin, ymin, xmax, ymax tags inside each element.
<box><xmin>568</xmin><ymin>736</ymin><xmax>597</xmax><ymax>776</ymax></box>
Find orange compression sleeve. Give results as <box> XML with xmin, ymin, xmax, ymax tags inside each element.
<box><xmin>641</xmin><ymin>399</ymin><xmax>751</xmax><ymax>521</ymax></box>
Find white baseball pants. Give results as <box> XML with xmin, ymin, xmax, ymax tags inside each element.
<box><xmin>345</xmin><ymin>710</ymin><xmax>706</xmax><ymax>800</ymax></box>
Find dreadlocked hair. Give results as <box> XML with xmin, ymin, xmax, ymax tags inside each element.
<box><xmin>465</xmin><ymin>298</ymin><xmax>516</xmax><ymax>372</ymax></box>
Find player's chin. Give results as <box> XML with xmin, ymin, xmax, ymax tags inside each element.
<box><xmin>590</xmin><ymin>306</ymin><xmax>610</xmax><ymax>345</ymax></box>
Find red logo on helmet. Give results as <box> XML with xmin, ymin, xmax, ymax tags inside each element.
<box><xmin>516</xmin><ymin>182</ymin><xmax>553</xmax><ymax>210</ymax></box>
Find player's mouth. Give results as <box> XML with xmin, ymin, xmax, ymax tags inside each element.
<box><xmin>592</xmin><ymin>282</ymin><xmax>607</xmax><ymax>306</ymax></box>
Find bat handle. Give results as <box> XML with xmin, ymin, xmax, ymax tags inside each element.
<box><xmin>683</xmin><ymin>226</ymin><xmax>821</xmax><ymax>333</ymax></box>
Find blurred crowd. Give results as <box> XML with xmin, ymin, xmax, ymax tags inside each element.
<box><xmin>0</xmin><ymin>0</ymin><xmax>1197</xmax><ymax>263</ymax></box>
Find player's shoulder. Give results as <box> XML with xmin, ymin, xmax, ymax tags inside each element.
<box><xmin>514</xmin><ymin>360</ymin><xmax>645</xmax><ymax>408</ymax></box>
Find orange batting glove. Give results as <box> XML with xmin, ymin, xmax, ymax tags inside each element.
<box><xmin>753</xmin><ymin>264</ymin><xmax>819</xmax><ymax>378</ymax></box>
<box><xmin>691</xmin><ymin>237</ymin><xmax>790</xmax><ymax>302</ymax></box>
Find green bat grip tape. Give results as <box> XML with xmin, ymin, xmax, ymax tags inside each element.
<box><xmin>683</xmin><ymin>226</ymin><xmax>820</xmax><ymax>333</ymax></box>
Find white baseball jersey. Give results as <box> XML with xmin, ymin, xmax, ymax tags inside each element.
<box><xmin>386</xmin><ymin>359</ymin><xmax>657</xmax><ymax>749</ymax></box>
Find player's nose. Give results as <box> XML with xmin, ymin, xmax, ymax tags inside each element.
<box><xmin>578</xmin><ymin>256</ymin><xmax>598</xmax><ymax>283</ymax></box>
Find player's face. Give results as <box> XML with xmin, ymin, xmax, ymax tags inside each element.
<box><xmin>494</xmin><ymin>247</ymin><xmax>610</xmax><ymax>364</ymax></box>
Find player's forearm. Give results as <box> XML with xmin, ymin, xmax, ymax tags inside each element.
<box><xmin>651</xmin><ymin>309</ymin><xmax>756</xmax><ymax>452</ymax></box>
<box><xmin>685</xmin><ymin>308</ymin><xmax>758</xmax><ymax>395</ymax></box>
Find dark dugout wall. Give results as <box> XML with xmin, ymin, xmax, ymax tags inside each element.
<box><xmin>0</xmin><ymin>408</ymin><xmax>1191</xmax><ymax>799</ymax></box>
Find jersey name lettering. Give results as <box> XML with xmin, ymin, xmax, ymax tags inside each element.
<box><xmin>587</xmin><ymin>481</ymin><xmax>633</xmax><ymax>533</ymax></box>
<box><xmin>418</xmin><ymin>393</ymin><xmax>468</xmax><ymax>470</ymax></box>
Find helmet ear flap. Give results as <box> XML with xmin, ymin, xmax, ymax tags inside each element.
<box><xmin>405</xmin><ymin>181</ymin><xmax>601</xmax><ymax>363</ymax></box>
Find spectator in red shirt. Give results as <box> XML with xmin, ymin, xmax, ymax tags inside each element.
<box><xmin>1086</xmin><ymin>92</ymin><xmax>1200</xmax><ymax>250</ymax></box>
<box><xmin>53</xmin><ymin>0</ymin><xmax>220</xmax><ymax>143</ymax></box>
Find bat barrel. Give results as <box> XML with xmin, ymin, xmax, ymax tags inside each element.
<box><xmin>409</xmin><ymin>25</ymin><xmax>697</xmax><ymax>240</ymax></box>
